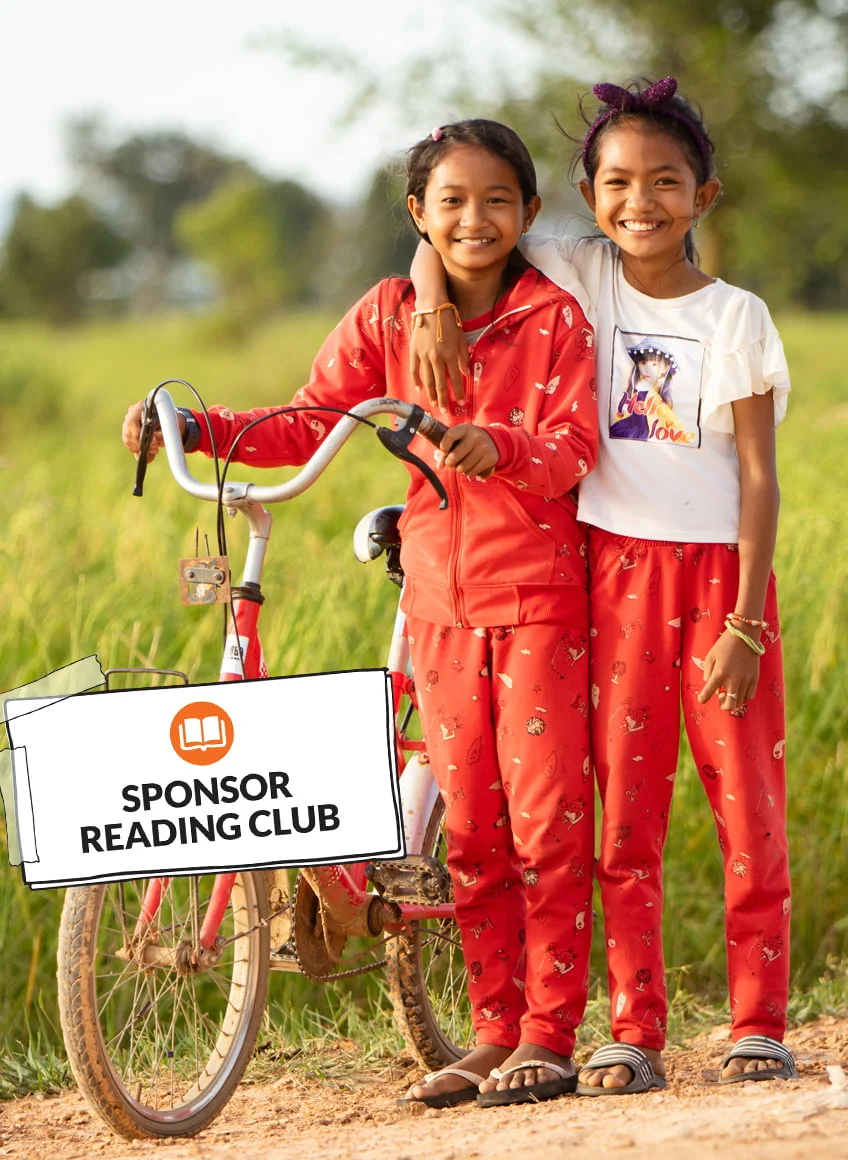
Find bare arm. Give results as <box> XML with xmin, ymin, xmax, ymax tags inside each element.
<box><xmin>698</xmin><ymin>391</ymin><xmax>779</xmax><ymax>709</ymax></box>
<box><xmin>409</xmin><ymin>240</ymin><xmax>469</xmax><ymax>411</ymax></box>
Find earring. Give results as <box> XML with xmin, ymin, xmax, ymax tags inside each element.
<box><xmin>693</xmin><ymin>215</ymin><xmax>701</xmax><ymax>229</ymax></box>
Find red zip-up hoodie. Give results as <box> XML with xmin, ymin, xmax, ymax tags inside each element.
<box><xmin>193</xmin><ymin>267</ymin><xmax>598</xmax><ymax>629</ymax></box>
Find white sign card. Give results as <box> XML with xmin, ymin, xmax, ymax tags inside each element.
<box><xmin>3</xmin><ymin>669</ymin><xmax>404</xmax><ymax>888</ymax></box>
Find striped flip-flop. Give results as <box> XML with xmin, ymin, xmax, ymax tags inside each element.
<box><xmin>718</xmin><ymin>1035</ymin><xmax>798</xmax><ymax>1084</ymax></box>
<box><xmin>577</xmin><ymin>1043</ymin><xmax>667</xmax><ymax>1096</ymax></box>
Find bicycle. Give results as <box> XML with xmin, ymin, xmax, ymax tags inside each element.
<box><xmin>56</xmin><ymin>384</ymin><xmax>471</xmax><ymax>1139</ymax></box>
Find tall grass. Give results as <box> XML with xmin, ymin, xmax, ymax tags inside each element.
<box><xmin>0</xmin><ymin>310</ymin><xmax>846</xmax><ymax>1092</ymax></box>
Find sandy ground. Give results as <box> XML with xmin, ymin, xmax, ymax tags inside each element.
<box><xmin>1</xmin><ymin>1018</ymin><xmax>847</xmax><ymax>1160</ymax></box>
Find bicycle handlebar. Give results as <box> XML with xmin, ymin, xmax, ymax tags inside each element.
<box><xmin>137</xmin><ymin>387</ymin><xmax>450</xmax><ymax>507</ymax></box>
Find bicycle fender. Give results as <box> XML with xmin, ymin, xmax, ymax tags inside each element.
<box><xmin>399</xmin><ymin>751</ymin><xmax>441</xmax><ymax>855</ymax></box>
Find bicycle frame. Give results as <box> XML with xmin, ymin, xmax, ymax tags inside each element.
<box><xmin>135</xmin><ymin>389</ymin><xmax>454</xmax><ymax>959</ymax></box>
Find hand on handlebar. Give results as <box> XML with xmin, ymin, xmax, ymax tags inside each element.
<box><xmin>438</xmin><ymin>424</ymin><xmax>498</xmax><ymax>480</ymax></box>
<box><xmin>122</xmin><ymin>400</ymin><xmax>186</xmax><ymax>461</ymax></box>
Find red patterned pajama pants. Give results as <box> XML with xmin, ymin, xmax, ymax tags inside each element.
<box><xmin>406</xmin><ymin>616</ymin><xmax>594</xmax><ymax>1056</ymax></box>
<box><xmin>589</xmin><ymin>529</ymin><xmax>790</xmax><ymax>1051</ymax></box>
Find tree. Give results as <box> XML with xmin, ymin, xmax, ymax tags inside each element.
<box><xmin>281</xmin><ymin>0</ymin><xmax>848</xmax><ymax>306</ymax></box>
<box><xmin>331</xmin><ymin>165</ymin><xmax>420</xmax><ymax>306</ymax></box>
<box><xmin>0</xmin><ymin>194</ymin><xmax>129</xmax><ymax>324</ymax></box>
<box><xmin>68</xmin><ymin>121</ymin><xmax>248</xmax><ymax>311</ymax></box>
<box><xmin>175</xmin><ymin>175</ymin><xmax>331</xmax><ymax>326</ymax></box>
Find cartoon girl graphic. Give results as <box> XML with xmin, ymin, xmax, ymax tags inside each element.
<box><xmin>610</xmin><ymin>338</ymin><xmax>685</xmax><ymax>441</ymax></box>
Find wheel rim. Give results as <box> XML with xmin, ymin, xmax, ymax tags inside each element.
<box><xmin>90</xmin><ymin>875</ymin><xmax>263</xmax><ymax>1126</ymax></box>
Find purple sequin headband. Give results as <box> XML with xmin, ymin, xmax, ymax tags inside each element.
<box><xmin>581</xmin><ymin>77</ymin><xmax>712</xmax><ymax>182</ymax></box>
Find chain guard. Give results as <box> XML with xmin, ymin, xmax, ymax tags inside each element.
<box><xmin>291</xmin><ymin>873</ymin><xmax>348</xmax><ymax>981</ymax></box>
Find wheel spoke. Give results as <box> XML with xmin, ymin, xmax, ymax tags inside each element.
<box><xmin>58</xmin><ymin>873</ymin><xmax>269</xmax><ymax>1138</ymax></box>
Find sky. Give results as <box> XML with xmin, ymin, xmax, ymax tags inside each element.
<box><xmin>0</xmin><ymin>0</ymin><xmax>534</xmax><ymax>215</ymax></box>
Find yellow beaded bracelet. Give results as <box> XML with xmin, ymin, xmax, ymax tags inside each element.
<box><xmin>724</xmin><ymin>618</ymin><xmax>766</xmax><ymax>655</ymax></box>
<box><xmin>411</xmin><ymin>302</ymin><xmax>463</xmax><ymax>343</ymax></box>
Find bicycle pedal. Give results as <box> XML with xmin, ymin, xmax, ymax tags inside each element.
<box><xmin>179</xmin><ymin>556</ymin><xmax>231</xmax><ymax>605</ymax></box>
<box><xmin>269</xmin><ymin>940</ymin><xmax>302</xmax><ymax>973</ymax></box>
<box><xmin>366</xmin><ymin>856</ymin><xmax>452</xmax><ymax>905</ymax></box>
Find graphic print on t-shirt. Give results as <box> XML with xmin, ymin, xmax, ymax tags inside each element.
<box><xmin>608</xmin><ymin>328</ymin><xmax>703</xmax><ymax>447</ymax></box>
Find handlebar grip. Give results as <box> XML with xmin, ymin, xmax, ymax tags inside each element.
<box><xmin>416</xmin><ymin>413</ymin><xmax>450</xmax><ymax>447</ymax></box>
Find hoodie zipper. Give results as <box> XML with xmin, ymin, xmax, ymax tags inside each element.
<box><xmin>446</xmin><ymin>301</ymin><xmax>535</xmax><ymax>626</ymax></box>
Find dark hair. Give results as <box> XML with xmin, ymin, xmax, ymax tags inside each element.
<box><xmin>574</xmin><ymin>77</ymin><xmax>717</xmax><ymax>263</ymax></box>
<box><xmin>403</xmin><ymin>118</ymin><xmax>538</xmax><ymax>302</ymax></box>
<box><xmin>406</xmin><ymin>118</ymin><xmax>538</xmax><ymax>218</ymax></box>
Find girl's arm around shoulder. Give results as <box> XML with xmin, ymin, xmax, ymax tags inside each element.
<box><xmin>192</xmin><ymin>280</ymin><xmax>400</xmax><ymax>467</ymax></box>
<box><xmin>518</xmin><ymin>233</ymin><xmax>598</xmax><ymax>320</ymax></box>
<box><xmin>485</xmin><ymin>293</ymin><xmax>598</xmax><ymax>498</ymax></box>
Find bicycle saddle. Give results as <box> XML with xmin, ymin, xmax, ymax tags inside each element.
<box><xmin>352</xmin><ymin>505</ymin><xmax>405</xmax><ymax>563</ymax></box>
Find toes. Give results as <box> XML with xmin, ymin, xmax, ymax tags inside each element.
<box><xmin>601</xmin><ymin>1065</ymin><xmax>633</xmax><ymax>1090</ymax></box>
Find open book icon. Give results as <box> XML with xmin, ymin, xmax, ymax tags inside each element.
<box><xmin>178</xmin><ymin>714</ymin><xmax>228</xmax><ymax>753</ymax></box>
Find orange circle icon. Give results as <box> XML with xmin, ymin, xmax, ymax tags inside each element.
<box><xmin>170</xmin><ymin>701</ymin><xmax>235</xmax><ymax>766</ymax></box>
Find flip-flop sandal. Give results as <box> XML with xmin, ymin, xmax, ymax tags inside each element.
<box><xmin>718</xmin><ymin>1035</ymin><xmax>798</xmax><ymax>1084</ymax></box>
<box><xmin>396</xmin><ymin>1066</ymin><xmax>486</xmax><ymax>1109</ymax></box>
<box><xmin>476</xmin><ymin>1059</ymin><xmax>577</xmax><ymax>1107</ymax></box>
<box><xmin>576</xmin><ymin>1043</ymin><xmax>667</xmax><ymax>1096</ymax></box>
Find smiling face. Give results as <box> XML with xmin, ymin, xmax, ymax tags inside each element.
<box><xmin>580</xmin><ymin>120</ymin><xmax>721</xmax><ymax>268</ymax></box>
<box><xmin>408</xmin><ymin>144</ymin><xmax>540</xmax><ymax>290</ymax></box>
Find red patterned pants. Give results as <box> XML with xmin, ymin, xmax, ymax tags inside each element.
<box><xmin>589</xmin><ymin>530</ymin><xmax>790</xmax><ymax>1051</ymax></box>
<box><xmin>407</xmin><ymin>616</ymin><xmax>594</xmax><ymax>1056</ymax></box>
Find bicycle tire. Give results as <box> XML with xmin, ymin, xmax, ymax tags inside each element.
<box><xmin>57</xmin><ymin>872</ymin><xmax>270</xmax><ymax>1139</ymax></box>
<box><xmin>386</xmin><ymin>796</ymin><xmax>472</xmax><ymax>1068</ymax></box>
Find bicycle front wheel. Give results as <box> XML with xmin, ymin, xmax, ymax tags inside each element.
<box><xmin>57</xmin><ymin>873</ymin><xmax>269</xmax><ymax>1139</ymax></box>
<box><xmin>386</xmin><ymin>796</ymin><xmax>472</xmax><ymax>1068</ymax></box>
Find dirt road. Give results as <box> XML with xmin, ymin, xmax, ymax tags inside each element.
<box><xmin>2</xmin><ymin>1018</ymin><xmax>847</xmax><ymax>1160</ymax></box>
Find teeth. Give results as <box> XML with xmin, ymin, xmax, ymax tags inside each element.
<box><xmin>457</xmin><ymin>238</ymin><xmax>495</xmax><ymax>245</ymax></box>
<box><xmin>622</xmin><ymin>221</ymin><xmax>661</xmax><ymax>232</ymax></box>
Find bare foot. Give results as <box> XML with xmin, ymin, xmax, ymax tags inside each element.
<box><xmin>478</xmin><ymin>1043</ymin><xmax>575</xmax><ymax>1094</ymax></box>
<box><xmin>720</xmin><ymin>1055</ymin><xmax>783</xmax><ymax>1080</ymax></box>
<box><xmin>578</xmin><ymin>1045</ymin><xmax>665</xmax><ymax>1090</ymax></box>
<box><xmin>404</xmin><ymin>1044</ymin><xmax>512</xmax><ymax>1102</ymax></box>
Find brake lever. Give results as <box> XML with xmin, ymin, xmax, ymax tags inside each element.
<box><xmin>132</xmin><ymin>397</ymin><xmax>160</xmax><ymax>497</ymax></box>
<box><xmin>375</xmin><ymin>405</ymin><xmax>449</xmax><ymax>509</ymax></box>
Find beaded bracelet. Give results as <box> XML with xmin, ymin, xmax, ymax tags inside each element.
<box><xmin>411</xmin><ymin>302</ymin><xmax>463</xmax><ymax>343</ymax></box>
<box><xmin>726</xmin><ymin>612</ymin><xmax>769</xmax><ymax>630</ymax></box>
<box><xmin>724</xmin><ymin>618</ymin><xmax>766</xmax><ymax>655</ymax></box>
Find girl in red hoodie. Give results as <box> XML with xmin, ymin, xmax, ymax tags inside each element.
<box><xmin>123</xmin><ymin>120</ymin><xmax>597</xmax><ymax>1108</ymax></box>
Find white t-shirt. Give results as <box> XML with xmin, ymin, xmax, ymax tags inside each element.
<box><xmin>521</xmin><ymin>235</ymin><xmax>791</xmax><ymax>543</ymax></box>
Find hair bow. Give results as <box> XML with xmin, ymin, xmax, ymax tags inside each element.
<box><xmin>581</xmin><ymin>75</ymin><xmax>712</xmax><ymax>181</ymax></box>
<box><xmin>593</xmin><ymin>77</ymin><xmax>678</xmax><ymax>111</ymax></box>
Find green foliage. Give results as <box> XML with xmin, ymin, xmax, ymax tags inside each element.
<box><xmin>0</xmin><ymin>309</ymin><xmax>846</xmax><ymax>1096</ymax></box>
<box><xmin>0</xmin><ymin>195</ymin><xmax>129</xmax><ymax>324</ymax></box>
<box><xmin>70</xmin><ymin>120</ymin><xmax>245</xmax><ymax>259</ymax></box>
<box><xmin>176</xmin><ymin>175</ymin><xmax>331</xmax><ymax>331</ymax></box>
<box><xmin>68</xmin><ymin>120</ymin><xmax>251</xmax><ymax>312</ymax></box>
<box><xmin>284</xmin><ymin>0</ymin><xmax>848</xmax><ymax>307</ymax></box>
<box><xmin>330</xmin><ymin>166</ymin><xmax>419</xmax><ymax>305</ymax></box>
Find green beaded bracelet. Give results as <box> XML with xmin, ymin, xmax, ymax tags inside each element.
<box><xmin>724</xmin><ymin>618</ymin><xmax>766</xmax><ymax>655</ymax></box>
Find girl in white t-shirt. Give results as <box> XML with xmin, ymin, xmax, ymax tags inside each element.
<box><xmin>409</xmin><ymin>76</ymin><xmax>795</xmax><ymax>1099</ymax></box>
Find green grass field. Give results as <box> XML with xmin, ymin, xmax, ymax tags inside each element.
<box><xmin>0</xmin><ymin>309</ymin><xmax>846</xmax><ymax>1096</ymax></box>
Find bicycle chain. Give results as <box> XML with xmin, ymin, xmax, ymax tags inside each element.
<box><xmin>217</xmin><ymin>894</ymin><xmax>391</xmax><ymax>980</ymax></box>
<box><xmin>217</xmin><ymin>885</ymin><xmax>461</xmax><ymax>981</ymax></box>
